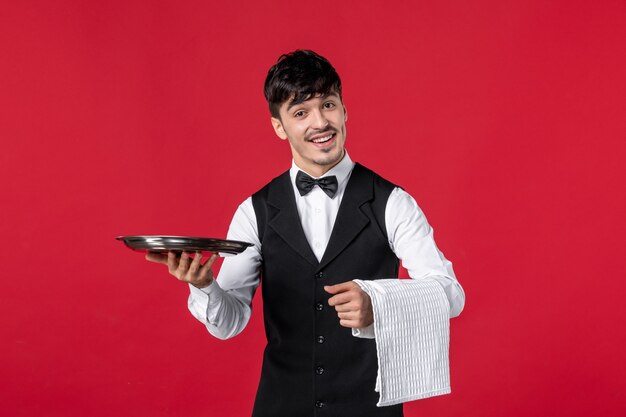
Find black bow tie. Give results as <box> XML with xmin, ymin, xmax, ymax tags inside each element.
<box><xmin>295</xmin><ymin>171</ymin><xmax>338</xmax><ymax>198</ymax></box>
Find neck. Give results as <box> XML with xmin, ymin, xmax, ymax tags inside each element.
<box><xmin>295</xmin><ymin>150</ymin><xmax>345</xmax><ymax>178</ymax></box>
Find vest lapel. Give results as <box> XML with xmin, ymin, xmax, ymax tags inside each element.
<box><xmin>318</xmin><ymin>164</ymin><xmax>373</xmax><ymax>271</ymax></box>
<box><xmin>267</xmin><ymin>172</ymin><xmax>319</xmax><ymax>267</ymax></box>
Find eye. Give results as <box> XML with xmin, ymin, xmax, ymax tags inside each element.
<box><xmin>323</xmin><ymin>101</ymin><xmax>336</xmax><ymax>109</ymax></box>
<box><xmin>294</xmin><ymin>110</ymin><xmax>305</xmax><ymax>118</ymax></box>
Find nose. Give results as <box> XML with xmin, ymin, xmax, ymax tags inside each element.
<box><xmin>311</xmin><ymin>108</ymin><xmax>329</xmax><ymax>130</ymax></box>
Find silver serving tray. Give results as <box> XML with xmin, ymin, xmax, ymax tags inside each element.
<box><xmin>116</xmin><ymin>235</ymin><xmax>253</xmax><ymax>255</ymax></box>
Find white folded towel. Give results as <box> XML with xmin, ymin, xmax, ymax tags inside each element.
<box><xmin>354</xmin><ymin>278</ymin><xmax>451</xmax><ymax>407</ymax></box>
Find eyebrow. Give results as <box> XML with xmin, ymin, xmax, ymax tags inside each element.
<box><xmin>286</xmin><ymin>92</ymin><xmax>340</xmax><ymax>112</ymax></box>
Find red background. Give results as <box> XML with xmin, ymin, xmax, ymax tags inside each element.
<box><xmin>2</xmin><ymin>1</ymin><xmax>625</xmax><ymax>416</ymax></box>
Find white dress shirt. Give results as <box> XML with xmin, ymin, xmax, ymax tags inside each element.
<box><xmin>187</xmin><ymin>152</ymin><xmax>465</xmax><ymax>340</ymax></box>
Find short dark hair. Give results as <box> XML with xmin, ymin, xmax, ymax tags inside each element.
<box><xmin>264</xmin><ymin>50</ymin><xmax>342</xmax><ymax>119</ymax></box>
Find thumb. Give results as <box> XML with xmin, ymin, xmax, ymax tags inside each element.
<box><xmin>324</xmin><ymin>281</ymin><xmax>355</xmax><ymax>294</ymax></box>
<box><xmin>145</xmin><ymin>252</ymin><xmax>168</xmax><ymax>264</ymax></box>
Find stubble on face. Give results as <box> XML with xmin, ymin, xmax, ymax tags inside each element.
<box><xmin>310</xmin><ymin>142</ymin><xmax>344</xmax><ymax>167</ymax></box>
<box><xmin>293</xmin><ymin>124</ymin><xmax>346</xmax><ymax>175</ymax></box>
<box><xmin>305</xmin><ymin>126</ymin><xmax>344</xmax><ymax>165</ymax></box>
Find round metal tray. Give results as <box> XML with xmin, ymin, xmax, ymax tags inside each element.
<box><xmin>116</xmin><ymin>235</ymin><xmax>253</xmax><ymax>255</ymax></box>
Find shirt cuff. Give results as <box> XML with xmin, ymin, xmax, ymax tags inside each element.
<box><xmin>188</xmin><ymin>281</ymin><xmax>225</xmax><ymax>325</ymax></box>
<box><xmin>352</xmin><ymin>324</ymin><xmax>376</xmax><ymax>339</ymax></box>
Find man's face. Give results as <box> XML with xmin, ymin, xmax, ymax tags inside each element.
<box><xmin>271</xmin><ymin>92</ymin><xmax>347</xmax><ymax>177</ymax></box>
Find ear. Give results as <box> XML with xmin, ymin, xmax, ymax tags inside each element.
<box><xmin>344</xmin><ymin>105</ymin><xmax>348</xmax><ymax>122</ymax></box>
<box><xmin>271</xmin><ymin>117</ymin><xmax>288</xmax><ymax>140</ymax></box>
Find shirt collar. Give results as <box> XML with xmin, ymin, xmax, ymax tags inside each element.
<box><xmin>289</xmin><ymin>151</ymin><xmax>355</xmax><ymax>188</ymax></box>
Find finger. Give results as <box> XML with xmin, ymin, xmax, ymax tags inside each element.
<box><xmin>334</xmin><ymin>302</ymin><xmax>357</xmax><ymax>313</ymax></box>
<box><xmin>339</xmin><ymin>319</ymin><xmax>359</xmax><ymax>328</ymax></box>
<box><xmin>197</xmin><ymin>253</ymin><xmax>215</xmax><ymax>276</ymax></box>
<box><xmin>176</xmin><ymin>251</ymin><xmax>192</xmax><ymax>276</ymax></box>
<box><xmin>328</xmin><ymin>291</ymin><xmax>356</xmax><ymax>307</ymax></box>
<box><xmin>167</xmin><ymin>251</ymin><xmax>180</xmax><ymax>273</ymax></box>
<box><xmin>337</xmin><ymin>311</ymin><xmax>357</xmax><ymax>320</ymax></box>
<box><xmin>200</xmin><ymin>253</ymin><xmax>219</xmax><ymax>271</ymax></box>
<box><xmin>188</xmin><ymin>251</ymin><xmax>203</xmax><ymax>274</ymax></box>
<box><xmin>324</xmin><ymin>281</ymin><xmax>357</xmax><ymax>295</ymax></box>
<box><xmin>145</xmin><ymin>252</ymin><xmax>168</xmax><ymax>264</ymax></box>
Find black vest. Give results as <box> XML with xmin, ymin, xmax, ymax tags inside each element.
<box><xmin>251</xmin><ymin>163</ymin><xmax>403</xmax><ymax>417</ymax></box>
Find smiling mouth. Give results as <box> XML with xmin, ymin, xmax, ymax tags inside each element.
<box><xmin>308</xmin><ymin>132</ymin><xmax>336</xmax><ymax>144</ymax></box>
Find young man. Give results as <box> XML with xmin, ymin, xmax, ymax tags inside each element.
<box><xmin>147</xmin><ymin>50</ymin><xmax>465</xmax><ymax>417</ymax></box>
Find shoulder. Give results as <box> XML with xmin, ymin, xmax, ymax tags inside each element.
<box><xmin>250</xmin><ymin>169</ymin><xmax>290</xmax><ymax>210</ymax></box>
<box><xmin>352</xmin><ymin>164</ymin><xmax>399</xmax><ymax>214</ymax></box>
<box><xmin>353</xmin><ymin>163</ymin><xmax>398</xmax><ymax>193</ymax></box>
<box><xmin>251</xmin><ymin>170</ymin><xmax>290</xmax><ymax>200</ymax></box>
<box><xmin>226</xmin><ymin>196</ymin><xmax>261</xmax><ymax>248</ymax></box>
<box><xmin>248</xmin><ymin>169</ymin><xmax>291</xmax><ymax>242</ymax></box>
<box><xmin>234</xmin><ymin>196</ymin><xmax>256</xmax><ymax>220</ymax></box>
<box><xmin>385</xmin><ymin>187</ymin><xmax>432</xmax><ymax>241</ymax></box>
<box><xmin>386</xmin><ymin>187</ymin><xmax>424</xmax><ymax>217</ymax></box>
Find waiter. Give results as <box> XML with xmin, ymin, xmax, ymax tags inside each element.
<box><xmin>147</xmin><ymin>50</ymin><xmax>465</xmax><ymax>416</ymax></box>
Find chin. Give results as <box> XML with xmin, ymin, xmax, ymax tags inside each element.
<box><xmin>315</xmin><ymin>151</ymin><xmax>343</xmax><ymax>167</ymax></box>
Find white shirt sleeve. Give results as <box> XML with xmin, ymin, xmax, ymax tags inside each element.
<box><xmin>352</xmin><ymin>187</ymin><xmax>465</xmax><ymax>339</ymax></box>
<box><xmin>386</xmin><ymin>187</ymin><xmax>465</xmax><ymax>318</ymax></box>
<box><xmin>187</xmin><ymin>197</ymin><xmax>262</xmax><ymax>340</ymax></box>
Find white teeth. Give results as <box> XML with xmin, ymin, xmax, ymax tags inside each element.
<box><xmin>312</xmin><ymin>134</ymin><xmax>333</xmax><ymax>143</ymax></box>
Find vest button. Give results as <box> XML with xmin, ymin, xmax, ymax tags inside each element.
<box><xmin>315</xmin><ymin>271</ymin><xmax>325</xmax><ymax>279</ymax></box>
<box><xmin>315</xmin><ymin>302</ymin><xmax>324</xmax><ymax>311</ymax></box>
<box><xmin>315</xmin><ymin>400</ymin><xmax>325</xmax><ymax>408</ymax></box>
<box><xmin>316</xmin><ymin>366</ymin><xmax>325</xmax><ymax>375</ymax></box>
<box><xmin>317</xmin><ymin>335</ymin><xmax>325</xmax><ymax>344</ymax></box>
